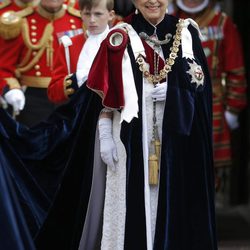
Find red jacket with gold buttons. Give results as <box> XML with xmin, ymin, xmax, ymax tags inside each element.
<box><xmin>0</xmin><ymin>4</ymin><xmax>83</xmax><ymax>93</ymax></box>
<box><xmin>0</xmin><ymin>0</ymin><xmax>39</xmax><ymax>14</ymax></box>
<box><xmin>48</xmin><ymin>34</ymin><xmax>86</xmax><ymax>103</ymax></box>
<box><xmin>0</xmin><ymin>0</ymin><xmax>39</xmax><ymax>45</ymax></box>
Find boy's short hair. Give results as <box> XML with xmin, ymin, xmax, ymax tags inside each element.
<box><xmin>78</xmin><ymin>0</ymin><xmax>114</xmax><ymax>11</ymax></box>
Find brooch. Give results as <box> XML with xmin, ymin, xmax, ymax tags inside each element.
<box><xmin>186</xmin><ymin>60</ymin><xmax>204</xmax><ymax>88</ymax></box>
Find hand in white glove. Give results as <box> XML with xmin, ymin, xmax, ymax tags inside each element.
<box><xmin>225</xmin><ymin>110</ymin><xmax>239</xmax><ymax>130</ymax></box>
<box><xmin>4</xmin><ymin>89</ymin><xmax>25</xmax><ymax>112</ymax></box>
<box><xmin>151</xmin><ymin>82</ymin><xmax>168</xmax><ymax>102</ymax></box>
<box><xmin>98</xmin><ymin>118</ymin><xmax>118</xmax><ymax>171</ymax></box>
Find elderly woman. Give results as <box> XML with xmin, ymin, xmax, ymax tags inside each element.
<box><xmin>0</xmin><ymin>0</ymin><xmax>217</xmax><ymax>249</ymax></box>
<box><xmin>88</xmin><ymin>0</ymin><xmax>218</xmax><ymax>248</ymax></box>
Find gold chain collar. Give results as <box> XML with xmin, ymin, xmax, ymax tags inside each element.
<box><xmin>136</xmin><ymin>19</ymin><xmax>184</xmax><ymax>84</ymax></box>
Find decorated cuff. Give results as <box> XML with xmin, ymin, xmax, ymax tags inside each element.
<box><xmin>2</xmin><ymin>77</ymin><xmax>21</xmax><ymax>95</ymax></box>
<box><xmin>63</xmin><ymin>73</ymin><xmax>79</xmax><ymax>98</ymax></box>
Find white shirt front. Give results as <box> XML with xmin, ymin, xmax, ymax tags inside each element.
<box><xmin>76</xmin><ymin>25</ymin><xmax>110</xmax><ymax>87</ymax></box>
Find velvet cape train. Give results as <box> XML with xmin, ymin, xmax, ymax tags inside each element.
<box><xmin>0</xmin><ymin>14</ymin><xmax>218</xmax><ymax>250</ymax></box>
<box><xmin>0</xmin><ymin>84</ymin><xmax>103</xmax><ymax>250</ymax></box>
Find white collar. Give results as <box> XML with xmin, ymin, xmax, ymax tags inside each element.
<box><xmin>176</xmin><ymin>0</ymin><xmax>209</xmax><ymax>14</ymax></box>
<box><xmin>86</xmin><ymin>25</ymin><xmax>110</xmax><ymax>39</ymax></box>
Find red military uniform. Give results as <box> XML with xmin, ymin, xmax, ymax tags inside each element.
<box><xmin>0</xmin><ymin>0</ymin><xmax>39</xmax><ymax>41</ymax></box>
<box><xmin>176</xmin><ymin>7</ymin><xmax>247</xmax><ymax>168</ymax></box>
<box><xmin>0</xmin><ymin>3</ymin><xmax>83</xmax><ymax>126</ymax></box>
<box><xmin>48</xmin><ymin>34</ymin><xmax>86</xmax><ymax>103</ymax></box>
<box><xmin>63</xmin><ymin>0</ymin><xmax>79</xmax><ymax>9</ymax></box>
<box><xmin>0</xmin><ymin>0</ymin><xmax>39</xmax><ymax>14</ymax></box>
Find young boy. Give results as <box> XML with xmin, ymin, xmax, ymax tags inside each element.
<box><xmin>48</xmin><ymin>0</ymin><xmax>115</xmax><ymax>103</ymax></box>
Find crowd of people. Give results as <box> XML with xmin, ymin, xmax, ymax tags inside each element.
<box><xmin>0</xmin><ymin>0</ymin><xmax>247</xmax><ymax>249</ymax></box>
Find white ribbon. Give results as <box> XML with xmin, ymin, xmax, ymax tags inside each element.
<box><xmin>76</xmin><ymin>26</ymin><xmax>110</xmax><ymax>87</ymax></box>
<box><xmin>113</xmin><ymin>23</ymin><xmax>153</xmax><ymax>249</ymax></box>
<box><xmin>181</xmin><ymin>18</ymin><xmax>203</xmax><ymax>59</ymax></box>
<box><xmin>120</xmin><ymin>49</ymin><xmax>138</xmax><ymax>123</ymax></box>
<box><xmin>111</xmin><ymin>23</ymin><xmax>145</xmax><ymax>123</ymax></box>
<box><xmin>60</xmin><ymin>35</ymin><xmax>73</xmax><ymax>74</ymax></box>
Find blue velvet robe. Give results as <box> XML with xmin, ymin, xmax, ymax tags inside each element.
<box><xmin>0</xmin><ymin>84</ymin><xmax>103</xmax><ymax>249</ymax></box>
<box><xmin>0</xmin><ymin>13</ymin><xmax>218</xmax><ymax>250</ymax></box>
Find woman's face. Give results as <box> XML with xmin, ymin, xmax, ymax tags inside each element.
<box><xmin>134</xmin><ymin>0</ymin><xmax>168</xmax><ymax>25</ymax></box>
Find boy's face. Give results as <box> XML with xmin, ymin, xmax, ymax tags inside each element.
<box><xmin>81</xmin><ymin>0</ymin><xmax>114</xmax><ymax>35</ymax></box>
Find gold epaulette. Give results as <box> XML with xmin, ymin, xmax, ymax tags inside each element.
<box><xmin>15</xmin><ymin>6</ymin><xmax>34</xmax><ymax>18</ymax></box>
<box><xmin>0</xmin><ymin>6</ymin><xmax>33</xmax><ymax>40</ymax></box>
<box><xmin>67</xmin><ymin>0</ymin><xmax>76</xmax><ymax>8</ymax></box>
<box><xmin>67</xmin><ymin>6</ymin><xmax>80</xmax><ymax>18</ymax></box>
<box><xmin>0</xmin><ymin>0</ymin><xmax>11</xmax><ymax>10</ymax></box>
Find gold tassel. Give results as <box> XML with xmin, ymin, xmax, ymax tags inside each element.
<box><xmin>149</xmin><ymin>139</ymin><xmax>159</xmax><ymax>185</ymax></box>
<box><xmin>49</xmin><ymin>36</ymin><xmax>54</xmax><ymax>70</ymax></box>
<box><xmin>154</xmin><ymin>139</ymin><xmax>161</xmax><ymax>158</ymax></box>
<box><xmin>46</xmin><ymin>36</ymin><xmax>54</xmax><ymax>69</ymax></box>
<box><xmin>149</xmin><ymin>153</ymin><xmax>159</xmax><ymax>185</ymax></box>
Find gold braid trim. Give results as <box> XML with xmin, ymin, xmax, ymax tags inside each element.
<box><xmin>63</xmin><ymin>74</ymin><xmax>75</xmax><ymax>98</ymax></box>
<box><xmin>67</xmin><ymin>0</ymin><xmax>76</xmax><ymax>7</ymax></box>
<box><xmin>0</xmin><ymin>6</ymin><xmax>33</xmax><ymax>39</ymax></box>
<box><xmin>22</xmin><ymin>18</ymin><xmax>53</xmax><ymax>50</ymax></box>
<box><xmin>228</xmin><ymin>67</ymin><xmax>246</xmax><ymax>75</ymax></box>
<box><xmin>0</xmin><ymin>11</ymin><xmax>22</xmax><ymax>39</ymax></box>
<box><xmin>195</xmin><ymin>7</ymin><xmax>216</xmax><ymax>28</ymax></box>
<box><xmin>18</xmin><ymin>48</ymin><xmax>32</xmax><ymax>68</ymax></box>
<box><xmin>4</xmin><ymin>77</ymin><xmax>21</xmax><ymax>89</ymax></box>
<box><xmin>15</xmin><ymin>6</ymin><xmax>34</xmax><ymax>17</ymax></box>
<box><xmin>0</xmin><ymin>0</ymin><xmax>11</xmax><ymax>10</ymax></box>
<box><xmin>67</xmin><ymin>6</ymin><xmax>80</xmax><ymax>17</ymax></box>
<box><xmin>15</xmin><ymin>20</ymin><xmax>54</xmax><ymax>76</ymax></box>
<box><xmin>19</xmin><ymin>75</ymin><xmax>51</xmax><ymax>88</ymax></box>
<box><xmin>15</xmin><ymin>0</ymin><xmax>38</xmax><ymax>8</ymax></box>
<box><xmin>15</xmin><ymin>46</ymin><xmax>46</xmax><ymax>77</ymax></box>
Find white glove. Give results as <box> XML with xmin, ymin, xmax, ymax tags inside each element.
<box><xmin>151</xmin><ymin>82</ymin><xmax>168</xmax><ymax>102</ymax></box>
<box><xmin>4</xmin><ymin>89</ymin><xmax>25</xmax><ymax>112</ymax></box>
<box><xmin>225</xmin><ymin>110</ymin><xmax>239</xmax><ymax>130</ymax></box>
<box><xmin>98</xmin><ymin>118</ymin><xmax>118</xmax><ymax>171</ymax></box>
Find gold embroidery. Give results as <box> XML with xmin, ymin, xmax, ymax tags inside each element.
<box><xmin>15</xmin><ymin>19</ymin><xmax>54</xmax><ymax>75</ymax></box>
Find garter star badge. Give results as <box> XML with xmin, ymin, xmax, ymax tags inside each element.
<box><xmin>186</xmin><ymin>60</ymin><xmax>204</xmax><ymax>88</ymax></box>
